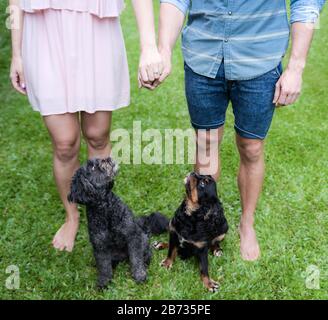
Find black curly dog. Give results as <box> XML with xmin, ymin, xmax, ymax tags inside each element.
<box><xmin>154</xmin><ymin>172</ymin><xmax>228</xmax><ymax>292</ymax></box>
<box><xmin>68</xmin><ymin>157</ymin><xmax>169</xmax><ymax>289</ymax></box>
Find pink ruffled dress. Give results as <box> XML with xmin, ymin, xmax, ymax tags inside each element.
<box><xmin>20</xmin><ymin>0</ymin><xmax>130</xmax><ymax>115</ymax></box>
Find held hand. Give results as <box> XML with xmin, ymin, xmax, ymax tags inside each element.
<box><xmin>10</xmin><ymin>56</ymin><xmax>26</xmax><ymax>95</ymax></box>
<box><xmin>156</xmin><ymin>47</ymin><xmax>172</xmax><ymax>86</ymax></box>
<box><xmin>273</xmin><ymin>67</ymin><xmax>303</xmax><ymax>107</ymax></box>
<box><xmin>147</xmin><ymin>47</ymin><xmax>172</xmax><ymax>90</ymax></box>
<box><xmin>138</xmin><ymin>46</ymin><xmax>164</xmax><ymax>90</ymax></box>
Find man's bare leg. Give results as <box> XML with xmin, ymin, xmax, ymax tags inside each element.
<box><xmin>195</xmin><ymin>127</ymin><xmax>224</xmax><ymax>180</ymax></box>
<box><xmin>236</xmin><ymin>135</ymin><xmax>264</xmax><ymax>261</ymax></box>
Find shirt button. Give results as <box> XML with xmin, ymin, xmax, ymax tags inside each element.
<box><xmin>228</xmin><ymin>11</ymin><xmax>232</xmax><ymax>15</ymax></box>
<box><xmin>224</xmin><ymin>39</ymin><xmax>229</xmax><ymax>42</ymax></box>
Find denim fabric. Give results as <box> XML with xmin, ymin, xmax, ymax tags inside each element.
<box><xmin>184</xmin><ymin>62</ymin><xmax>283</xmax><ymax>140</ymax></box>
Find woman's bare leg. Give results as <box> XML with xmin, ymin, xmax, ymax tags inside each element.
<box><xmin>81</xmin><ymin>111</ymin><xmax>112</xmax><ymax>159</ymax></box>
<box><xmin>43</xmin><ymin>113</ymin><xmax>81</xmax><ymax>252</ymax></box>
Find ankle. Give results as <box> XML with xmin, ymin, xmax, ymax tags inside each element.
<box><xmin>66</xmin><ymin>212</ymin><xmax>80</xmax><ymax>223</ymax></box>
<box><xmin>240</xmin><ymin>215</ymin><xmax>255</xmax><ymax>228</ymax></box>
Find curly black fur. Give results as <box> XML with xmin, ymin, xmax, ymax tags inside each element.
<box><xmin>68</xmin><ymin>157</ymin><xmax>169</xmax><ymax>289</ymax></box>
<box><xmin>159</xmin><ymin>172</ymin><xmax>228</xmax><ymax>292</ymax></box>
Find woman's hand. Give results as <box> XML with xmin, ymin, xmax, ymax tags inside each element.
<box><xmin>138</xmin><ymin>46</ymin><xmax>164</xmax><ymax>90</ymax></box>
<box><xmin>10</xmin><ymin>56</ymin><xmax>26</xmax><ymax>95</ymax></box>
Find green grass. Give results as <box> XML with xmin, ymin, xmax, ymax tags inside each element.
<box><xmin>0</xmin><ymin>3</ymin><xmax>328</xmax><ymax>300</ymax></box>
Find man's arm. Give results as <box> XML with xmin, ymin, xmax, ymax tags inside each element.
<box><xmin>131</xmin><ymin>0</ymin><xmax>163</xmax><ymax>89</ymax></box>
<box><xmin>273</xmin><ymin>0</ymin><xmax>324</xmax><ymax>106</ymax></box>
<box><xmin>156</xmin><ymin>1</ymin><xmax>189</xmax><ymax>84</ymax></box>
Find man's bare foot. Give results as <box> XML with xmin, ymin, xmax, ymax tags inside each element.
<box><xmin>239</xmin><ymin>218</ymin><xmax>260</xmax><ymax>261</ymax></box>
<box><xmin>52</xmin><ymin>216</ymin><xmax>79</xmax><ymax>252</ymax></box>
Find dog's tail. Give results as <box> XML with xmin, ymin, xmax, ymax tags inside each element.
<box><xmin>137</xmin><ymin>212</ymin><xmax>169</xmax><ymax>236</ymax></box>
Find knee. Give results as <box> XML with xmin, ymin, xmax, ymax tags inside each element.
<box><xmin>83</xmin><ymin>128</ymin><xmax>109</xmax><ymax>151</ymax></box>
<box><xmin>238</xmin><ymin>140</ymin><xmax>263</xmax><ymax>163</ymax></box>
<box><xmin>54</xmin><ymin>139</ymin><xmax>80</xmax><ymax>163</ymax></box>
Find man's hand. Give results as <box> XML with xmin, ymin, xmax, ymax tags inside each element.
<box><xmin>274</xmin><ymin>21</ymin><xmax>317</xmax><ymax>107</ymax></box>
<box><xmin>150</xmin><ymin>47</ymin><xmax>172</xmax><ymax>89</ymax></box>
<box><xmin>138</xmin><ymin>46</ymin><xmax>164</xmax><ymax>90</ymax></box>
<box><xmin>158</xmin><ymin>48</ymin><xmax>172</xmax><ymax>84</ymax></box>
<box><xmin>273</xmin><ymin>67</ymin><xmax>303</xmax><ymax>107</ymax></box>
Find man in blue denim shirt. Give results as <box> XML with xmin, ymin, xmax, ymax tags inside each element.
<box><xmin>139</xmin><ymin>0</ymin><xmax>325</xmax><ymax>262</ymax></box>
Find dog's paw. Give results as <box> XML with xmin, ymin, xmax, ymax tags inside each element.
<box><xmin>97</xmin><ymin>278</ymin><xmax>111</xmax><ymax>291</ymax></box>
<box><xmin>213</xmin><ymin>249</ymin><xmax>223</xmax><ymax>257</ymax></box>
<box><xmin>152</xmin><ymin>241</ymin><xmax>168</xmax><ymax>250</ymax></box>
<box><xmin>133</xmin><ymin>269</ymin><xmax>147</xmax><ymax>283</ymax></box>
<box><xmin>160</xmin><ymin>258</ymin><xmax>173</xmax><ymax>270</ymax></box>
<box><xmin>205</xmin><ymin>279</ymin><xmax>219</xmax><ymax>293</ymax></box>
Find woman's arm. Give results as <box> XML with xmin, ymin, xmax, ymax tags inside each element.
<box><xmin>9</xmin><ymin>0</ymin><xmax>26</xmax><ymax>94</ymax></box>
<box><xmin>131</xmin><ymin>0</ymin><xmax>163</xmax><ymax>90</ymax></box>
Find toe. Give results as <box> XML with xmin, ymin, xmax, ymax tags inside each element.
<box><xmin>53</xmin><ymin>241</ymin><xmax>61</xmax><ymax>250</ymax></box>
<box><xmin>241</xmin><ymin>247</ymin><xmax>260</xmax><ymax>261</ymax></box>
<box><xmin>58</xmin><ymin>244</ymin><xmax>66</xmax><ymax>251</ymax></box>
<box><xmin>65</xmin><ymin>244</ymin><xmax>74</xmax><ymax>253</ymax></box>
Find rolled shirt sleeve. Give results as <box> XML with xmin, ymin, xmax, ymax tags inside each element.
<box><xmin>160</xmin><ymin>0</ymin><xmax>190</xmax><ymax>15</ymax></box>
<box><xmin>290</xmin><ymin>0</ymin><xmax>323</xmax><ymax>23</ymax></box>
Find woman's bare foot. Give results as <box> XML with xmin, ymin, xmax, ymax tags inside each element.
<box><xmin>238</xmin><ymin>219</ymin><xmax>260</xmax><ymax>261</ymax></box>
<box><xmin>52</xmin><ymin>215</ymin><xmax>79</xmax><ymax>252</ymax></box>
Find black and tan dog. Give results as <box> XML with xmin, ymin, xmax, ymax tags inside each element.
<box><xmin>154</xmin><ymin>172</ymin><xmax>228</xmax><ymax>292</ymax></box>
<box><xmin>68</xmin><ymin>157</ymin><xmax>169</xmax><ymax>289</ymax></box>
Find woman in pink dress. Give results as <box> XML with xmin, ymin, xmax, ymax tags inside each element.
<box><xmin>9</xmin><ymin>0</ymin><xmax>163</xmax><ymax>252</ymax></box>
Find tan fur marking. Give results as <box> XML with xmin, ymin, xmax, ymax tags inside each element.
<box><xmin>201</xmin><ymin>275</ymin><xmax>219</xmax><ymax>292</ymax></box>
<box><xmin>161</xmin><ymin>247</ymin><xmax>178</xmax><ymax>269</ymax></box>
<box><xmin>212</xmin><ymin>234</ymin><xmax>226</xmax><ymax>244</ymax></box>
<box><xmin>190</xmin><ymin>175</ymin><xmax>198</xmax><ymax>203</ymax></box>
<box><xmin>186</xmin><ymin>199</ymin><xmax>200</xmax><ymax>216</ymax></box>
<box><xmin>192</xmin><ymin>240</ymin><xmax>207</xmax><ymax>249</ymax></box>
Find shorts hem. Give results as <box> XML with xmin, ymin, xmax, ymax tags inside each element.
<box><xmin>234</xmin><ymin>124</ymin><xmax>266</xmax><ymax>140</ymax></box>
<box><xmin>191</xmin><ymin>120</ymin><xmax>225</xmax><ymax>130</ymax></box>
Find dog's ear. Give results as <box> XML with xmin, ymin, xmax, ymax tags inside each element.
<box><xmin>68</xmin><ymin>169</ymin><xmax>96</xmax><ymax>205</ymax></box>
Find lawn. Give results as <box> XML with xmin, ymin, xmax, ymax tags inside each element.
<box><xmin>0</xmin><ymin>2</ymin><xmax>327</xmax><ymax>300</ymax></box>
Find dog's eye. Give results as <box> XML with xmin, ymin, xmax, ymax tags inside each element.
<box><xmin>200</xmin><ymin>181</ymin><xmax>205</xmax><ymax>188</ymax></box>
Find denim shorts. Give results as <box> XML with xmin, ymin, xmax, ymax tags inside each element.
<box><xmin>184</xmin><ymin>62</ymin><xmax>283</xmax><ymax>139</ymax></box>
